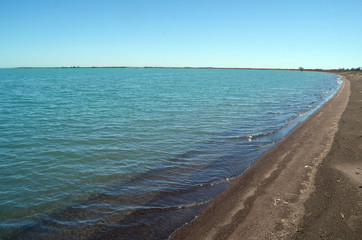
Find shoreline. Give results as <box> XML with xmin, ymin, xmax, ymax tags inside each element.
<box><xmin>170</xmin><ymin>72</ymin><xmax>358</xmax><ymax>239</ymax></box>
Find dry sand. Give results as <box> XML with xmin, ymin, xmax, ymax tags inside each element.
<box><xmin>169</xmin><ymin>71</ymin><xmax>361</xmax><ymax>240</ymax></box>
<box><xmin>294</xmin><ymin>71</ymin><xmax>362</xmax><ymax>239</ymax></box>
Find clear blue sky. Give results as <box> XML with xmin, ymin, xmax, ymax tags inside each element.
<box><xmin>1</xmin><ymin>0</ymin><xmax>361</xmax><ymax>69</ymax></box>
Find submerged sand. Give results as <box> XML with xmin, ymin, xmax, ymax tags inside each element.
<box><xmin>170</xmin><ymin>71</ymin><xmax>361</xmax><ymax>239</ymax></box>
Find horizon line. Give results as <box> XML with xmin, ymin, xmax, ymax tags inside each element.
<box><xmin>9</xmin><ymin>66</ymin><xmax>342</xmax><ymax>71</ymax></box>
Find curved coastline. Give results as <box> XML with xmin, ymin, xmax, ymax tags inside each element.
<box><xmin>1</xmin><ymin>70</ymin><xmax>354</xmax><ymax>239</ymax></box>
<box><xmin>169</xmin><ymin>72</ymin><xmax>352</xmax><ymax>239</ymax></box>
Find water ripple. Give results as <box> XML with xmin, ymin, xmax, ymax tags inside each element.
<box><xmin>0</xmin><ymin>68</ymin><xmax>341</xmax><ymax>239</ymax></box>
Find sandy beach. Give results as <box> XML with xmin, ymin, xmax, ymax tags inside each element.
<box><xmin>170</xmin><ymin>71</ymin><xmax>362</xmax><ymax>240</ymax></box>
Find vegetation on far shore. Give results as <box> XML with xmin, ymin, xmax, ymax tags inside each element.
<box><xmin>13</xmin><ymin>66</ymin><xmax>362</xmax><ymax>71</ymax></box>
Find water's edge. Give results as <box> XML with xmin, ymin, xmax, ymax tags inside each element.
<box><xmin>167</xmin><ymin>72</ymin><xmax>344</xmax><ymax>239</ymax></box>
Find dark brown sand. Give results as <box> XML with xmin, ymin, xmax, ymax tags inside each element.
<box><xmin>294</xmin><ymin>71</ymin><xmax>362</xmax><ymax>239</ymax></box>
<box><xmin>170</xmin><ymin>71</ymin><xmax>361</xmax><ymax>240</ymax></box>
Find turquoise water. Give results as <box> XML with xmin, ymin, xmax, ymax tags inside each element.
<box><xmin>0</xmin><ymin>68</ymin><xmax>340</xmax><ymax>239</ymax></box>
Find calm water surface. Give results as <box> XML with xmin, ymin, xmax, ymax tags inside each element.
<box><xmin>0</xmin><ymin>68</ymin><xmax>341</xmax><ymax>239</ymax></box>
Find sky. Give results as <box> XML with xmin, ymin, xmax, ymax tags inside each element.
<box><xmin>1</xmin><ymin>0</ymin><xmax>361</xmax><ymax>69</ymax></box>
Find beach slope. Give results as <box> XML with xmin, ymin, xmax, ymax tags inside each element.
<box><xmin>170</xmin><ymin>71</ymin><xmax>360</xmax><ymax>239</ymax></box>
<box><xmin>294</xmin><ymin>71</ymin><xmax>362</xmax><ymax>239</ymax></box>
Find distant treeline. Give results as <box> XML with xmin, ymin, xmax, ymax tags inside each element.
<box><xmin>336</xmin><ymin>67</ymin><xmax>361</xmax><ymax>71</ymax></box>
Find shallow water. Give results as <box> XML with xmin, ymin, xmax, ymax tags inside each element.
<box><xmin>0</xmin><ymin>68</ymin><xmax>340</xmax><ymax>239</ymax></box>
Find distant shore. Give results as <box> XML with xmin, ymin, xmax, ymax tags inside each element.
<box><xmin>10</xmin><ymin>66</ymin><xmax>343</xmax><ymax>70</ymax></box>
<box><xmin>12</xmin><ymin>66</ymin><xmax>362</xmax><ymax>75</ymax></box>
<box><xmin>170</xmin><ymin>71</ymin><xmax>362</xmax><ymax>239</ymax></box>
<box><xmin>14</xmin><ymin>66</ymin><xmax>301</xmax><ymax>70</ymax></box>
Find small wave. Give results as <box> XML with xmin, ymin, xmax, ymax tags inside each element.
<box><xmin>227</xmin><ymin>109</ymin><xmax>315</xmax><ymax>144</ymax></box>
<box><xmin>286</xmin><ymin>112</ymin><xmax>306</xmax><ymax>124</ymax></box>
<box><xmin>259</xmin><ymin>142</ymin><xmax>275</xmax><ymax>148</ymax></box>
<box><xmin>105</xmin><ymin>200</ymin><xmax>211</xmax><ymax>214</ymax></box>
<box><xmin>146</xmin><ymin>200</ymin><xmax>211</xmax><ymax>212</ymax></box>
<box><xmin>227</xmin><ymin>128</ymin><xmax>280</xmax><ymax>141</ymax></box>
<box><xmin>268</xmin><ymin>111</ymin><xmax>285</xmax><ymax>115</ymax></box>
<box><xmin>202</xmin><ymin>176</ymin><xmax>236</xmax><ymax>187</ymax></box>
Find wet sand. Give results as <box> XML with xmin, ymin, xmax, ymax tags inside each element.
<box><xmin>170</xmin><ymin>71</ymin><xmax>361</xmax><ymax>239</ymax></box>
